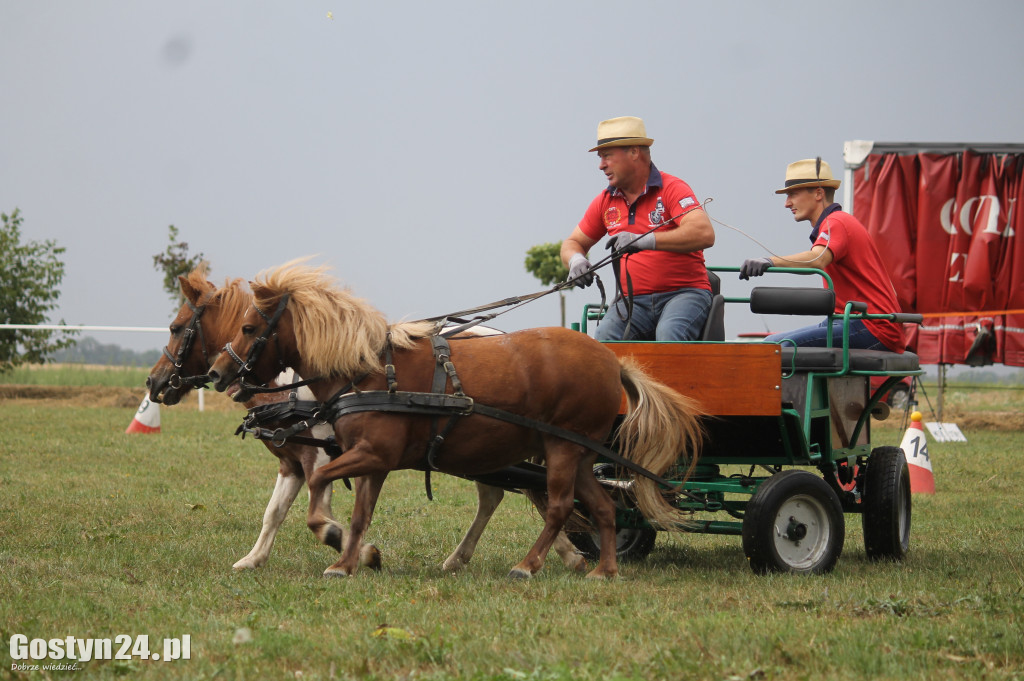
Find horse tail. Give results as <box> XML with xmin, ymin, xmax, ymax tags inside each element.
<box><xmin>616</xmin><ymin>357</ymin><xmax>705</xmax><ymax>529</ymax></box>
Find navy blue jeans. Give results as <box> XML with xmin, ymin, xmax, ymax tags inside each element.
<box><xmin>765</xmin><ymin>319</ymin><xmax>887</xmax><ymax>350</ymax></box>
<box><xmin>595</xmin><ymin>287</ymin><xmax>712</xmax><ymax>342</ymax></box>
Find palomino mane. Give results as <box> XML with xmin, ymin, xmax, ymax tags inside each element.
<box><xmin>251</xmin><ymin>260</ymin><xmax>434</xmax><ymax>378</ymax></box>
<box><xmin>183</xmin><ymin>266</ymin><xmax>252</xmax><ymax>342</ymax></box>
<box><xmin>211</xmin><ymin>278</ymin><xmax>253</xmax><ymax>340</ymax></box>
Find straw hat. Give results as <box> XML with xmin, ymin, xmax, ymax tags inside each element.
<box><xmin>589</xmin><ymin>116</ymin><xmax>654</xmax><ymax>152</ymax></box>
<box><xmin>775</xmin><ymin>157</ymin><xmax>842</xmax><ymax>194</ymax></box>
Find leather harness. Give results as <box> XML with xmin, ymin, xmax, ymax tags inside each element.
<box><xmin>226</xmin><ymin>297</ymin><xmax>713</xmax><ymax>510</ymax></box>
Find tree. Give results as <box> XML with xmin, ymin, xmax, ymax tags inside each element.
<box><xmin>152</xmin><ymin>225</ymin><xmax>206</xmax><ymax>313</ymax></box>
<box><xmin>524</xmin><ymin>242</ymin><xmax>570</xmax><ymax>327</ymax></box>
<box><xmin>0</xmin><ymin>209</ymin><xmax>77</xmax><ymax>373</ymax></box>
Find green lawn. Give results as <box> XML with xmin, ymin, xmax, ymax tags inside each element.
<box><xmin>1</xmin><ymin>403</ymin><xmax>1022</xmax><ymax>680</ymax></box>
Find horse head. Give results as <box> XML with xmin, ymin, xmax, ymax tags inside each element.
<box><xmin>209</xmin><ymin>258</ymin><xmax>431</xmax><ymax>402</ymax></box>
<box><xmin>208</xmin><ymin>285</ymin><xmax>298</xmax><ymax>403</ymax></box>
<box><xmin>147</xmin><ymin>267</ymin><xmax>251</xmax><ymax>405</ymax></box>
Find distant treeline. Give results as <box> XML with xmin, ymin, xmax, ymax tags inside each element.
<box><xmin>48</xmin><ymin>337</ymin><xmax>161</xmax><ymax>367</ymax></box>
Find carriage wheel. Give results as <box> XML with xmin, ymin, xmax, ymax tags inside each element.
<box><xmin>861</xmin><ymin>446</ymin><xmax>911</xmax><ymax>561</ymax></box>
<box><xmin>567</xmin><ymin>463</ymin><xmax>657</xmax><ymax>562</ymax></box>
<box><xmin>741</xmin><ymin>470</ymin><xmax>845</xmax><ymax>575</ymax></box>
<box><xmin>566</xmin><ymin>526</ymin><xmax>657</xmax><ymax>563</ymax></box>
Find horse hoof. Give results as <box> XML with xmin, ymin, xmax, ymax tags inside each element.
<box><xmin>569</xmin><ymin>557</ymin><xmax>589</xmax><ymax>574</ymax></box>
<box><xmin>584</xmin><ymin>569</ymin><xmax>618</xmax><ymax>580</ymax></box>
<box><xmin>507</xmin><ymin>568</ymin><xmax>532</xmax><ymax>580</ymax></box>
<box><xmin>323</xmin><ymin>567</ymin><xmax>352</xmax><ymax>578</ymax></box>
<box><xmin>359</xmin><ymin>545</ymin><xmax>383</xmax><ymax>571</ymax></box>
<box><xmin>324</xmin><ymin>525</ymin><xmax>344</xmax><ymax>552</ymax></box>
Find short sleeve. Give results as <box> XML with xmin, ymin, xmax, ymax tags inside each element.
<box><xmin>578</xmin><ymin>193</ymin><xmax>611</xmax><ymax>241</ymax></box>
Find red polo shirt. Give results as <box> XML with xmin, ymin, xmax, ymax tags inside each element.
<box><xmin>815</xmin><ymin>207</ymin><xmax>905</xmax><ymax>352</ymax></box>
<box><xmin>578</xmin><ymin>165</ymin><xmax>710</xmax><ymax>295</ymax></box>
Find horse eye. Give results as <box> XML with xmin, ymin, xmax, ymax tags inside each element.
<box><xmin>170</xmin><ymin>324</ymin><xmax>182</xmax><ymax>335</ymax></box>
<box><xmin>242</xmin><ymin>324</ymin><xmax>256</xmax><ymax>335</ymax></box>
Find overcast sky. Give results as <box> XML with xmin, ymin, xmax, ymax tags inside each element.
<box><xmin>2</xmin><ymin>1</ymin><xmax>1022</xmax><ymax>352</ymax></box>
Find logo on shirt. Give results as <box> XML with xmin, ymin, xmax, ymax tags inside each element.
<box><xmin>603</xmin><ymin>207</ymin><xmax>622</xmax><ymax>228</ymax></box>
<box><xmin>649</xmin><ymin>197</ymin><xmax>665</xmax><ymax>227</ymax></box>
<box><xmin>678</xmin><ymin>197</ymin><xmax>695</xmax><ymax>211</ymax></box>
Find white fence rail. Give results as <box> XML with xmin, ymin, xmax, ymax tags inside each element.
<box><xmin>0</xmin><ymin>324</ymin><xmax>166</xmax><ymax>333</ymax></box>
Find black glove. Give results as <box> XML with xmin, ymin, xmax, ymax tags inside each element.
<box><xmin>607</xmin><ymin>231</ymin><xmax>656</xmax><ymax>255</ymax></box>
<box><xmin>567</xmin><ymin>253</ymin><xmax>594</xmax><ymax>288</ymax></box>
<box><xmin>739</xmin><ymin>257</ymin><xmax>773</xmax><ymax>280</ymax></box>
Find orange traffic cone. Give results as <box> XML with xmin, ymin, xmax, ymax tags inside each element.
<box><xmin>126</xmin><ymin>395</ymin><xmax>161</xmax><ymax>434</ymax></box>
<box><xmin>900</xmin><ymin>411</ymin><xmax>934</xmax><ymax>494</ymax></box>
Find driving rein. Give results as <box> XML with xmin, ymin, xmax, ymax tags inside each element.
<box><xmin>227</xmin><ymin>298</ymin><xmax>715</xmax><ymax>509</ymax></box>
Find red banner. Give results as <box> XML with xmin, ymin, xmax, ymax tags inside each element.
<box><xmin>853</xmin><ymin>150</ymin><xmax>1024</xmax><ymax>367</ymax></box>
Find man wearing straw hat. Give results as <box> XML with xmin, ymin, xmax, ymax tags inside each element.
<box><xmin>738</xmin><ymin>157</ymin><xmax>904</xmax><ymax>351</ymax></box>
<box><xmin>561</xmin><ymin>116</ymin><xmax>716</xmax><ymax>341</ymax></box>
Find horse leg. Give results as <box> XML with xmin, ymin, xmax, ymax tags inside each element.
<box><xmin>233</xmin><ymin>466</ymin><xmax>304</xmax><ymax>570</ymax></box>
<box><xmin>571</xmin><ymin>460</ymin><xmax>619</xmax><ymax>579</ymax></box>
<box><xmin>442</xmin><ymin>483</ymin><xmax>504</xmax><ymax>572</ymax></box>
<box><xmin>551</xmin><ymin>531</ymin><xmax>588</xmax><ymax>574</ymax></box>
<box><xmin>523</xmin><ymin>489</ymin><xmax>588</xmax><ymax>573</ymax></box>
<box><xmin>507</xmin><ymin>442</ymin><xmax>582</xmax><ymax>579</ymax></box>
<box><xmin>321</xmin><ymin>470</ymin><xmax>388</xmax><ymax>578</ymax></box>
<box><xmin>299</xmin><ymin>447</ymin><xmax>383</xmax><ymax>571</ymax></box>
<box><xmin>441</xmin><ymin>483</ymin><xmax>586</xmax><ymax>573</ymax></box>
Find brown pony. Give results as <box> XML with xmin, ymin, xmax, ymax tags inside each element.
<box><xmin>207</xmin><ymin>260</ymin><xmax>703</xmax><ymax>579</ymax></box>
<box><xmin>147</xmin><ymin>266</ymin><xmax>586</xmax><ymax>574</ymax></box>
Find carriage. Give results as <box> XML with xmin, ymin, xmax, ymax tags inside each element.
<box><xmin>155</xmin><ymin>260</ymin><xmax>923</xmax><ymax>578</ymax></box>
<box><xmin>556</xmin><ymin>265</ymin><xmax>925</xmax><ymax>574</ymax></box>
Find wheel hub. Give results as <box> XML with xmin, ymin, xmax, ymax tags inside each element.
<box><xmin>785</xmin><ymin>517</ymin><xmax>807</xmax><ymax>542</ymax></box>
<box><xmin>772</xmin><ymin>495</ymin><xmax>831</xmax><ymax>569</ymax></box>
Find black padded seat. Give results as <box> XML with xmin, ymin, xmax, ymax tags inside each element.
<box><xmin>699</xmin><ymin>271</ymin><xmax>726</xmax><ymax>341</ymax></box>
<box><xmin>750</xmin><ymin>286</ymin><xmax>835</xmax><ymax>316</ymax></box>
<box><xmin>780</xmin><ymin>347</ymin><xmax>920</xmax><ymax>373</ymax></box>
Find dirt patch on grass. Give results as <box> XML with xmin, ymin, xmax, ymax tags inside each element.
<box><xmin>0</xmin><ymin>385</ymin><xmax>145</xmax><ymax>409</ymax></box>
<box><xmin>2</xmin><ymin>386</ymin><xmax>1020</xmax><ymax>429</ymax></box>
<box><xmin>949</xmin><ymin>410</ymin><xmax>1024</xmax><ymax>431</ymax></box>
<box><xmin>0</xmin><ymin>385</ymin><xmax>240</xmax><ymax>412</ymax></box>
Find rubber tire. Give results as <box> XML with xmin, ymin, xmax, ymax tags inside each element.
<box><xmin>861</xmin><ymin>446</ymin><xmax>912</xmax><ymax>561</ymax></box>
<box><xmin>742</xmin><ymin>470</ymin><xmax>845</xmax><ymax>575</ymax></box>
<box><xmin>567</xmin><ymin>527</ymin><xmax>657</xmax><ymax>563</ymax></box>
<box><xmin>567</xmin><ymin>462</ymin><xmax>657</xmax><ymax>562</ymax></box>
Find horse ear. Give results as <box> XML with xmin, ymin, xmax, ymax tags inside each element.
<box><xmin>179</xmin><ymin>275</ymin><xmax>199</xmax><ymax>303</ymax></box>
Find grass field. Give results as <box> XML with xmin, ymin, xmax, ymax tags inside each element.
<box><xmin>1</xmin><ymin>389</ymin><xmax>1023</xmax><ymax>680</ymax></box>
<box><xmin>0</xmin><ymin>364</ymin><xmax>153</xmax><ymax>388</ymax></box>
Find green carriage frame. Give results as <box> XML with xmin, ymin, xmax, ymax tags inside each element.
<box><xmin>568</xmin><ymin>266</ymin><xmax>924</xmax><ymax>574</ymax></box>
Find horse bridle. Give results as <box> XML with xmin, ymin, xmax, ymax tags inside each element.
<box><xmin>162</xmin><ymin>289</ymin><xmax>217</xmax><ymax>391</ymax></box>
<box><xmin>222</xmin><ymin>294</ymin><xmax>313</xmax><ymax>394</ymax></box>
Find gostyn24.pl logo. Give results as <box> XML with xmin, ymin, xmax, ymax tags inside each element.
<box><xmin>9</xmin><ymin>633</ymin><xmax>191</xmax><ymax>669</ymax></box>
